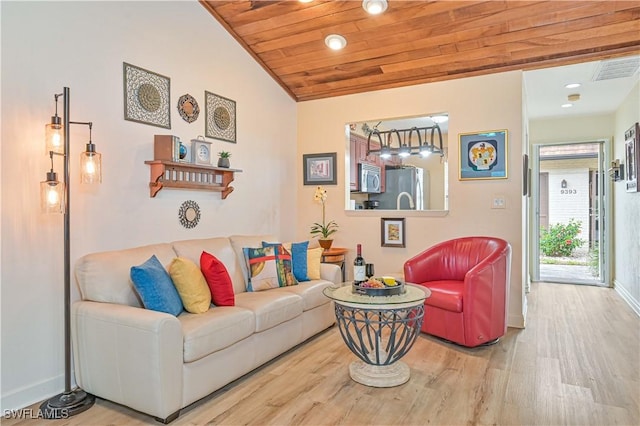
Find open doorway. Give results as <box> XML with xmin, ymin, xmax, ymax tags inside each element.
<box><xmin>532</xmin><ymin>141</ymin><xmax>609</xmax><ymax>286</ymax></box>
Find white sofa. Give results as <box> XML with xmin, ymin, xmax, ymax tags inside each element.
<box><xmin>71</xmin><ymin>234</ymin><xmax>339</xmax><ymax>422</ymax></box>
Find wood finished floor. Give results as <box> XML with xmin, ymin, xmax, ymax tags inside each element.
<box><xmin>8</xmin><ymin>282</ymin><xmax>639</xmax><ymax>425</ymax></box>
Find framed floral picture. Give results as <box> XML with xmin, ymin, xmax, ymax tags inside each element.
<box><xmin>459</xmin><ymin>129</ymin><xmax>508</xmax><ymax>180</ymax></box>
<box><xmin>303</xmin><ymin>152</ymin><xmax>337</xmax><ymax>185</ymax></box>
<box><xmin>381</xmin><ymin>218</ymin><xmax>405</xmax><ymax>248</ymax></box>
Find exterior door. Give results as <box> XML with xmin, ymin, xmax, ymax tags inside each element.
<box><xmin>532</xmin><ymin>141</ymin><xmax>609</xmax><ymax>286</ymax></box>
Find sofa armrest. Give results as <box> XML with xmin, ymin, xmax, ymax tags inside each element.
<box><xmin>71</xmin><ymin>301</ymin><xmax>183</xmax><ymax>420</ymax></box>
<box><xmin>320</xmin><ymin>263</ymin><xmax>341</xmax><ymax>284</ymax></box>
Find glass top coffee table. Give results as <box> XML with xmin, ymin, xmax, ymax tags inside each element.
<box><xmin>323</xmin><ymin>283</ymin><xmax>429</xmax><ymax>387</ymax></box>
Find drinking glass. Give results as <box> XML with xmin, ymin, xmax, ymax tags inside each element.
<box><xmin>365</xmin><ymin>263</ymin><xmax>375</xmax><ymax>278</ymax></box>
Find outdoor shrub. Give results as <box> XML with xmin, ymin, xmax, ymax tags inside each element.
<box><xmin>540</xmin><ymin>219</ymin><xmax>585</xmax><ymax>257</ymax></box>
<box><xmin>588</xmin><ymin>242</ymin><xmax>599</xmax><ymax>277</ymax></box>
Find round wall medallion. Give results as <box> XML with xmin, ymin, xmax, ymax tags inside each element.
<box><xmin>178</xmin><ymin>200</ymin><xmax>201</xmax><ymax>229</ymax></box>
<box><xmin>213</xmin><ymin>106</ymin><xmax>231</xmax><ymax>130</ymax></box>
<box><xmin>137</xmin><ymin>83</ymin><xmax>161</xmax><ymax>112</ymax></box>
<box><xmin>178</xmin><ymin>94</ymin><xmax>200</xmax><ymax>123</ymax></box>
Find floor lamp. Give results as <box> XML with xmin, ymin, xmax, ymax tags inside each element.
<box><xmin>39</xmin><ymin>87</ymin><xmax>99</xmax><ymax>418</ymax></box>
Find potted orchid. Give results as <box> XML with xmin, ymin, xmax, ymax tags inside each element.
<box><xmin>310</xmin><ymin>185</ymin><xmax>338</xmax><ymax>249</ymax></box>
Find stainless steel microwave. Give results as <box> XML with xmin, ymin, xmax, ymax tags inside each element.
<box><xmin>359</xmin><ymin>163</ymin><xmax>381</xmax><ymax>193</ymax></box>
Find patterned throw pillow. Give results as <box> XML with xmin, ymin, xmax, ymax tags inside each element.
<box><xmin>243</xmin><ymin>245</ymin><xmax>298</xmax><ymax>291</ymax></box>
<box><xmin>130</xmin><ymin>255</ymin><xmax>183</xmax><ymax>316</ymax></box>
<box><xmin>200</xmin><ymin>251</ymin><xmax>235</xmax><ymax>306</ymax></box>
<box><xmin>168</xmin><ymin>257</ymin><xmax>211</xmax><ymax>314</ymax></box>
<box><xmin>263</xmin><ymin>240</ymin><xmax>310</xmax><ymax>282</ymax></box>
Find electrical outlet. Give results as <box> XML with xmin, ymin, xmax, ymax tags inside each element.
<box><xmin>492</xmin><ymin>196</ymin><xmax>506</xmax><ymax>209</ymax></box>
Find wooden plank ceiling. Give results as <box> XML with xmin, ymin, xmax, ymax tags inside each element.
<box><xmin>200</xmin><ymin>1</ymin><xmax>640</xmax><ymax>102</ymax></box>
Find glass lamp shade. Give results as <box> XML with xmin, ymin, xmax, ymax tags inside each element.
<box><xmin>80</xmin><ymin>150</ymin><xmax>102</xmax><ymax>184</ymax></box>
<box><xmin>419</xmin><ymin>145</ymin><xmax>432</xmax><ymax>157</ymax></box>
<box><xmin>399</xmin><ymin>144</ymin><xmax>411</xmax><ymax>158</ymax></box>
<box><xmin>45</xmin><ymin>122</ymin><xmax>64</xmax><ymax>154</ymax></box>
<box><xmin>380</xmin><ymin>145</ymin><xmax>392</xmax><ymax>159</ymax></box>
<box><xmin>40</xmin><ymin>176</ymin><xmax>65</xmax><ymax>214</ymax></box>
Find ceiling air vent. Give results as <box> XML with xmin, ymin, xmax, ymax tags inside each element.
<box><xmin>592</xmin><ymin>56</ymin><xmax>640</xmax><ymax>81</ymax></box>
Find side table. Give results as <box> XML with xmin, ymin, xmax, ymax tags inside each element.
<box><xmin>323</xmin><ymin>283</ymin><xmax>429</xmax><ymax>387</ymax></box>
<box><xmin>321</xmin><ymin>247</ymin><xmax>348</xmax><ymax>282</ymax></box>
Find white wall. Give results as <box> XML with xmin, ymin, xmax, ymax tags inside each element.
<box><xmin>544</xmin><ymin>168</ymin><xmax>591</xmax><ymax>247</ymax></box>
<box><xmin>297</xmin><ymin>71</ymin><xmax>525</xmax><ymax>329</ymax></box>
<box><xmin>613</xmin><ymin>81</ymin><xmax>640</xmax><ymax>313</ymax></box>
<box><xmin>1</xmin><ymin>1</ymin><xmax>296</xmax><ymax>410</ymax></box>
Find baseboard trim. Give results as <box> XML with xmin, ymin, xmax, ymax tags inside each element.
<box><xmin>614</xmin><ymin>279</ymin><xmax>640</xmax><ymax>317</ymax></box>
<box><xmin>0</xmin><ymin>374</ymin><xmax>63</xmax><ymax>413</ymax></box>
<box><xmin>508</xmin><ymin>312</ymin><xmax>525</xmax><ymax>329</ymax></box>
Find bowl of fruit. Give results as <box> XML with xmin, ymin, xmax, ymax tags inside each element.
<box><xmin>352</xmin><ymin>276</ymin><xmax>406</xmax><ymax>296</ymax></box>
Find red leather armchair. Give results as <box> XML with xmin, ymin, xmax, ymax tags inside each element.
<box><xmin>404</xmin><ymin>237</ymin><xmax>511</xmax><ymax>347</ymax></box>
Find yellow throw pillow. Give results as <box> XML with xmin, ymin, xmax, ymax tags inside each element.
<box><xmin>307</xmin><ymin>247</ymin><xmax>323</xmax><ymax>280</ymax></box>
<box><xmin>169</xmin><ymin>257</ymin><xmax>211</xmax><ymax>314</ymax></box>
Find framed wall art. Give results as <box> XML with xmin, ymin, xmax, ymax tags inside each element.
<box><xmin>177</xmin><ymin>94</ymin><xmax>199</xmax><ymax>123</ymax></box>
<box><xmin>459</xmin><ymin>129</ymin><xmax>508</xmax><ymax>180</ymax></box>
<box><xmin>123</xmin><ymin>62</ymin><xmax>171</xmax><ymax>129</ymax></box>
<box><xmin>624</xmin><ymin>122</ymin><xmax>639</xmax><ymax>193</ymax></box>
<box><xmin>205</xmin><ymin>91</ymin><xmax>236</xmax><ymax>143</ymax></box>
<box><xmin>381</xmin><ymin>218</ymin><xmax>406</xmax><ymax>248</ymax></box>
<box><xmin>303</xmin><ymin>152</ymin><xmax>337</xmax><ymax>185</ymax></box>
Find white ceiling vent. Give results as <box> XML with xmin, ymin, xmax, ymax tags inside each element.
<box><xmin>592</xmin><ymin>56</ymin><xmax>640</xmax><ymax>81</ymax></box>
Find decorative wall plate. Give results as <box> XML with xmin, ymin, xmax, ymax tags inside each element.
<box><xmin>205</xmin><ymin>91</ymin><xmax>236</xmax><ymax>143</ymax></box>
<box><xmin>123</xmin><ymin>62</ymin><xmax>171</xmax><ymax>129</ymax></box>
<box><xmin>178</xmin><ymin>94</ymin><xmax>200</xmax><ymax>123</ymax></box>
<box><xmin>178</xmin><ymin>200</ymin><xmax>201</xmax><ymax>229</ymax></box>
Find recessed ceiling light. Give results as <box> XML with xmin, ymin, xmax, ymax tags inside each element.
<box><xmin>299</xmin><ymin>0</ymin><xmax>313</xmax><ymax>3</ymax></box>
<box><xmin>362</xmin><ymin>0</ymin><xmax>388</xmax><ymax>15</ymax></box>
<box><xmin>430</xmin><ymin>115</ymin><xmax>448</xmax><ymax>123</ymax></box>
<box><xmin>561</xmin><ymin>103</ymin><xmax>573</xmax><ymax>108</ymax></box>
<box><xmin>325</xmin><ymin>34</ymin><xmax>347</xmax><ymax>50</ymax></box>
<box><xmin>565</xmin><ymin>83</ymin><xmax>581</xmax><ymax>89</ymax></box>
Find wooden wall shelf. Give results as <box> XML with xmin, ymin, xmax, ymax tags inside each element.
<box><xmin>144</xmin><ymin>160</ymin><xmax>242</xmax><ymax>199</ymax></box>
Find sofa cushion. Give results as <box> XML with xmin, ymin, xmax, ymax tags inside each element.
<box><xmin>263</xmin><ymin>240</ymin><xmax>310</xmax><ymax>282</ymax></box>
<box><xmin>168</xmin><ymin>257</ymin><xmax>211</xmax><ymax>314</ymax></box>
<box><xmin>200</xmin><ymin>251</ymin><xmax>235</xmax><ymax>306</ymax></box>
<box><xmin>179</xmin><ymin>306</ymin><xmax>255</xmax><ymax>363</ymax></box>
<box><xmin>229</xmin><ymin>234</ymin><xmax>277</xmax><ymax>288</ymax></box>
<box><xmin>423</xmin><ymin>280</ymin><xmax>463</xmax><ymax>312</ymax></box>
<box><xmin>76</xmin><ymin>243</ymin><xmax>177</xmax><ymax>307</ymax></box>
<box><xmin>235</xmin><ymin>291</ymin><xmax>303</xmax><ymax>332</ymax></box>
<box><xmin>171</xmin><ymin>237</ymin><xmax>246</xmax><ymax>296</ymax></box>
<box><xmin>130</xmin><ymin>255</ymin><xmax>183</xmax><ymax>316</ymax></box>
<box><xmin>306</xmin><ymin>247</ymin><xmax>324</xmax><ymax>280</ymax></box>
<box><xmin>271</xmin><ymin>280</ymin><xmax>333</xmax><ymax>311</ymax></box>
<box><xmin>243</xmin><ymin>246</ymin><xmax>298</xmax><ymax>291</ymax></box>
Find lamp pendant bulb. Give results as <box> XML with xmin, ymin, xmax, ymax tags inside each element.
<box><xmin>80</xmin><ymin>150</ymin><xmax>102</xmax><ymax>184</ymax></box>
<box><xmin>45</xmin><ymin>120</ymin><xmax>64</xmax><ymax>155</ymax></box>
<box><xmin>40</xmin><ymin>176</ymin><xmax>65</xmax><ymax>214</ymax></box>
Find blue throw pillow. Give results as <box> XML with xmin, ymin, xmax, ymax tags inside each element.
<box><xmin>262</xmin><ymin>240</ymin><xmax>309</xmax><ymax>282</ymax></box>
<box><xmin>130</xmin><ymin>255</ymin><xmax>183</xmax><ymax>316</ymax></box>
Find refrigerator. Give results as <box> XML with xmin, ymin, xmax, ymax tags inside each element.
<box><xmin>370</xmin><ymin>166</ymin><xmax>426</xmax><ymax>210</ymax></box>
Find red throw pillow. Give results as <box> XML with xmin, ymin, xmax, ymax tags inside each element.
<box><xmin>200</xmin><ymin>251</ymin><xmax>235</xmax><ymax>306</ymax></box>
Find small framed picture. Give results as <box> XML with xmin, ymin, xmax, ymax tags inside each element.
<box><xmin>625</xmin><ymin>122</ymin><xmax>639</xmax><ymax>193</ymax></box>
<box><xmin>381</xmin><ymin>218</ymin><xmax>406</xmax><ymax>248</ymax></box>
<box><xmin>459</xmin><ymin>129</ymin><xmax>508</xmax><ymax>180</ymax></box>
<box><xmin>303</xmin><ymin>152</ymin><xmax>337</xmax><ymax>185</ymax></box>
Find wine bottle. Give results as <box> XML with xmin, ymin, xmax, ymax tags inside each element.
<box><xmin>353</xmin><ymin>244</ymin><xmax>366</xmax><ymax>284</ymax></box>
